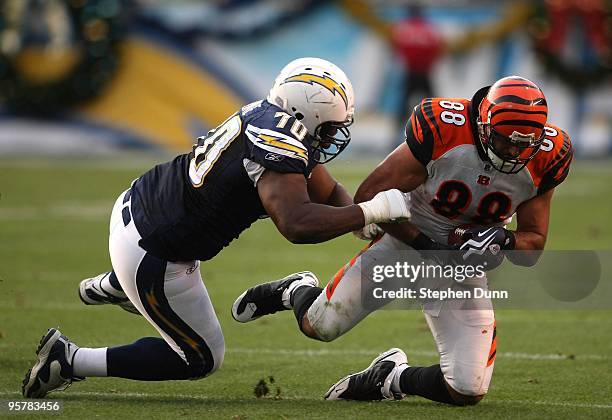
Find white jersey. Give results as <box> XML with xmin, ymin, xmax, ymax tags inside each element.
<box><xmin>405</xmin><ymin>93</ymin><xmax>573</xmax><ymax>244</ymax></box>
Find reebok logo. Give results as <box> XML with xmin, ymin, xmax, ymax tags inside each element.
<box><xmin>265</xmin><ymin>153</ymin><xmax>284</xmax><ymax>162</ymax></box>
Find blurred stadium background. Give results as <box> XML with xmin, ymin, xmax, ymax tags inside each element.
<box><xmin>1</xmin><ymin>1</ymin><xmax>612</xmax><ymax>418</ymax></box>
<box><xmin>0</xmin><ymin>0</ymin><xmax>610</xmax><ymax>156</ymax></box>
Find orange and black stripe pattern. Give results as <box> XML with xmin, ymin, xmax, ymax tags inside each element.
<box><xmin>487</xmin><ymin>321</ymin><xmax>497</xmax><ymax>367</ymax></box>
<box><xmin>326</xmin><ymin>235</ymin><xmax>383</xmax><ymax>300</ymax></box>
<box><xmin>480</xmin><ymin>76</ymin><xmax>548</xmax><ymax>139</ymax></box>
<box><xmin>405</xmin><ymin>100</ymin><xmax>436</xmax><ymax>166</ymax></box>
<box><xmin>533</xmin><ymin>125</ymin><xmax>573</xmax><ymax>194</ymax></box>
<box><xmin>405</xmin><ymin>98</ymin><xmax>472</xmax><ymax>165</ymax></box>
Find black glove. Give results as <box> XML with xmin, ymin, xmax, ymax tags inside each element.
<box><xmin>410</xmin><ymin>232</ymin><xmax>452</xmax><ymax>252</ymax></box>
<box><xmin>456</xmin><ymin>226</ymin><xmax>515</xmax><ymax>271</ymax></box>
<box><xmin>409</xmin><ymin>232</ymin><xmax>462</xmax><ymax>267</ymax></box>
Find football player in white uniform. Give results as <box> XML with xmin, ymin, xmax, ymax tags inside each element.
<box><xmin>232</xmin><ymin>76</ymin><xmax>572</xmax><ymax>406</ymax></box>
<box><xmin>21</xmin><ymin>58</ymin><xmax>411</xmax><ymax>398</ymax></box>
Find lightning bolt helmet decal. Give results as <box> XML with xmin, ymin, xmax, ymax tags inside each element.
<box><xmin>281</xmin><ymin>73</ymin><xmax>349</xmax><ymax>110</ymax></box>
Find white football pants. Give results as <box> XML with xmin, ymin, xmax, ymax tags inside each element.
<box><xmin>306</xmin><ymin>234</ymin><xmax>496</xmax><ymax>396</ymax></box>
<box><xmin>108</xmin><ymin>188</ymin><xmax>225</xmax><ymax>377</ymax></box>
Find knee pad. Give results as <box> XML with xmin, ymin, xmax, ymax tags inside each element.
<box><xmin>306</xmin><ymin>292</ymin><xmax>360</xmax><ymax>342</ymax></box>
<box><xmin>443</xmin><ymin>363</ymin><xmax>490</xmax><ymax>397</ymax></box>
<box><xmin>308</xmin><ymin>314</ymin><xmax>343</xmax><ymax>342</ymax></box>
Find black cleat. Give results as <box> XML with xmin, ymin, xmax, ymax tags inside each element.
<box><xmin>324</xmin><ymin>348</ymin><xmax>407</xmax><ymax>401</ymax></box>
<box><xmin>232</xmin><ymin>271</ymin><xmax>319</xmax><ymax>322</ymax></box>
<box><xmin>22</xmin><ymin>328</ymin><xmax>84</xmax><ymax>398</ymax></box>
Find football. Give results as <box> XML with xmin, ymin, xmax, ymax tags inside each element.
<box><xmin>447</xmin><ymin>223</ymin><xmax>476</xmax><ymax>246</ymax></box>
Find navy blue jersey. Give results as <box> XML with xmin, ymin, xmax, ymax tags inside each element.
<box><xmin>130</xmin><ymin>100</ymin><xmax>317</xmax><ymax>262</ymax></box>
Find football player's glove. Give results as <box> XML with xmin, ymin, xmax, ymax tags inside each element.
<box><xmin>455</xmin><ymin>226</ymin><xmax>515</xmax><ymax>271</ymax></box>
<box><xmin>410</xmin><ymin>228</ymin><xmax>514</xmax><ymax>272</ymax></box>
<box><xmin>357</xmin><ymin>189</ymin><xmax>410</xmax><ymax>225</ymax></box>
<box><xmin>410</xmin><ymin>232</ymin><xmax>452</xmax><ymax>253</ymax></box>
<box><xmin>353</xmin><ymin>224</ymin><xmax>384</xmax><ymax>241</ymax></box>
<box><xmin>409</xmin><ymin>232</ymin><xmax>462</xmax><ymax>267</ymax></box>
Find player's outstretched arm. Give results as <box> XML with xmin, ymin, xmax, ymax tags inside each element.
<box><xmin>258</xmin><ymin>170</ymin><xmax>408</xmax><ymax>244</ymax></box>
<box><xmin>354</xmin><ymin>143</ymin><xmax>433</xmax><ymax>246</ymax></box>
<box><xmin>306</xmin><ymin>165</ymin><xmax>353</xmax><ymax>207</ymax></box>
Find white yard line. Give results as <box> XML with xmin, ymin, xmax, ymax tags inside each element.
<box><xmin>496</xmin><ymin>399</ymin><xmax>612</xmax><ymax>410</ymax></box>
<box><xmin>0</xmin><ymin>203</ymin><xmax>110</xmax><ymax>221</ymax></box>
<box><xmin>225</xmin><ymin>347</ymin><xmax>609</xmax><ymax>361</ymax></box>
<box><xmin>0</xmin><ymin>303</ymin><xmax>93</xmax><ymax>311</ymax></box>
<box><xmin>0</xmin><ymin>390</ymin><xmax>302</xmax><ymax>401</ymax></box>
<box><xmin>0</xmin><ymin>390</ymin><xmax>610</xmax><ymax>410</ymax></box>
<box><xmin>0</xmin><ymin>156</ymin><xmax>168</xmax><ymax>171</ymax></box>
<box><xmin>0</xmin><ymin>342</ymin><xmax>607</xmax><ymax>361</ymax></box>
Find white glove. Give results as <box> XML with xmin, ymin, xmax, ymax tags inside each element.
<box><xmin>357</xmin><ymin>189</ymin><xmax>411</xmax><ymax>225</ymax></box>
<box><xmin>353</xmin><ymin>224</ymin><xmax>384</xmax><ymax>241</ymax></box>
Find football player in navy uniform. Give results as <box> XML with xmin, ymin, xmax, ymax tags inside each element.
<box><xmin>232</xmin><ymin>76</ymin><xmax>572</xmax><ymax>406</ymax></box>
<box><xmin>22</xmin><ymin>58</ymin><xmax>411</xmax><ymax>398</ymax></box>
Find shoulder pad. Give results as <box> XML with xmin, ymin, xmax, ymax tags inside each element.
<box><xmin>405</xmin><ymin>97</ymin><xmax>473</xmax><ymax>166</ymax></box>
<box><xmin>528</xmin><ymin>124</ymin><xmax>573</xmax><ymax>194</ymax></box>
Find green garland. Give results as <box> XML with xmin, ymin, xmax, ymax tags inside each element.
<box><xmin>0</xmin><ymin>0</ymin><xmax>124</xmax><ymax>114</ymax></box>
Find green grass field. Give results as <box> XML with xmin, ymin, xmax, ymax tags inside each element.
<box><xmin>1</xmin><ymin>157</ymin><xmax>611</xmax><ymax>419</ymax></box>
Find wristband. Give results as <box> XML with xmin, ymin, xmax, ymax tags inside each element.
<box><xmin>357</xmin><ymin>201</ymin><xmax>380</xmax><ymax>226</ymax></box>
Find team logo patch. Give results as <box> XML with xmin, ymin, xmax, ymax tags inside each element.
<box><xmin>282</xmin><ymin>73</ymin><xmax>348</xmax><ymax>109</ymax></box>
<box><xmin>265</xmin><ymin>152</ymin><xmax>284</xmax><ymax>162</ymax></box>
<box><xmin>489</xmin><ymin>244</ymin><xmax>501</xmax><ymax>255</ymax></box>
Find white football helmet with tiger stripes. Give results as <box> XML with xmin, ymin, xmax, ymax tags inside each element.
<box><xmin>267</xmin><ymin>57</ymin><xmax>355</xmax><ymax>163</ymax></box>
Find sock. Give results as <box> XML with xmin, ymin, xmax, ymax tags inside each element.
<box><xmin>107</xmin><ymin>271</ymin><xmax>123</xmax><ymax>291</ymax></box>
<box><xmin>281</xmin><ymin>272</ymin><xmax>320</xmax><ymax>308</ymax></box>
<box><xmin>106</xmin><ymin>337</ymin><xmax>193</xmax><ymax>380</ymax></box>
<box><xmin>291</xmin><ymin>286</ymin><xmax>322</xmax><ymax>332</ymax></box>
<box><xmin>73</xmin><ymin>347</ymin><xmax>108</xmax><ymax>377</ymax></box>
<box><xmin>101</xmin><ymin>271</ymin><xmax>125</xmax><ymax>296</ymax></box>
<box><xmin>392</xmin><ymin>363</ymin><xmax>408</xmax><ymax>395</ymax></box>
<box><xmin>399</xmin><ymin>364</ymin><xmax>456</xmax><ymax>405</ymax></box>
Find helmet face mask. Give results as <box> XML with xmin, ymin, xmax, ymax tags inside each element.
<box><xmin>267</xmin><ymin>57</ymin><xmax>355</xmax><ymax>164</ymax></box>
<box><xmin>478</xmin><ymin>121</ymin><xmax>545</xmax><ymax>174</ymax></box>
<box><xmin>477</xmin><ymin>76</ymin><xmax>548</xmax><ymax>175</ymax></box>
<box><xmin>311</xmin><ymin>117</ymin><xmax>353</xmax><ymax>164</ymax></box>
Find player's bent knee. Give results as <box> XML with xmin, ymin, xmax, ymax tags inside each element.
<box><xmin>445</xmin><ymin>378</ymin><xmax>488</xmax><ymax>406</ymax></box>
<box><xmin>314</xmin><ymin>332</ymin><xmax>338</xmax><ymax>342</ymax></box>
<box><xmin>299</xmin><ymin>316</ymin><xmax>320</xmax><ymax>339</ymax></box>
<box><xmin>188</xmin><ymin>340</ymin><xmax>225</xmax><ymax>379</ymax></box>
<box><xmin>208</xmin><ymin>340</ymin><xmax>226</xmax><ymax>375</ymax></box>
<box><xmin>310</xmin><ymin>322</ymin><xmax>342</xmax><ymax>342</ymax></box>
<box><xmin>451</xmin><ymin>391</ymin><xmax>485</xmax><ymax>406</ymax></box>
<box><xmin>441</xmin><ymin>358</ymin><xmax>492</xmax><ymax>400</ymax></box>
<box><xmin>186</xmin><ymin>362</ymin><xmax>208</xmax><ymax>380</ymax></box>
<box><xmin>301</xmin><ymin>313</ymin><xmax>341</xmax><ymax>342</ymax></box>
